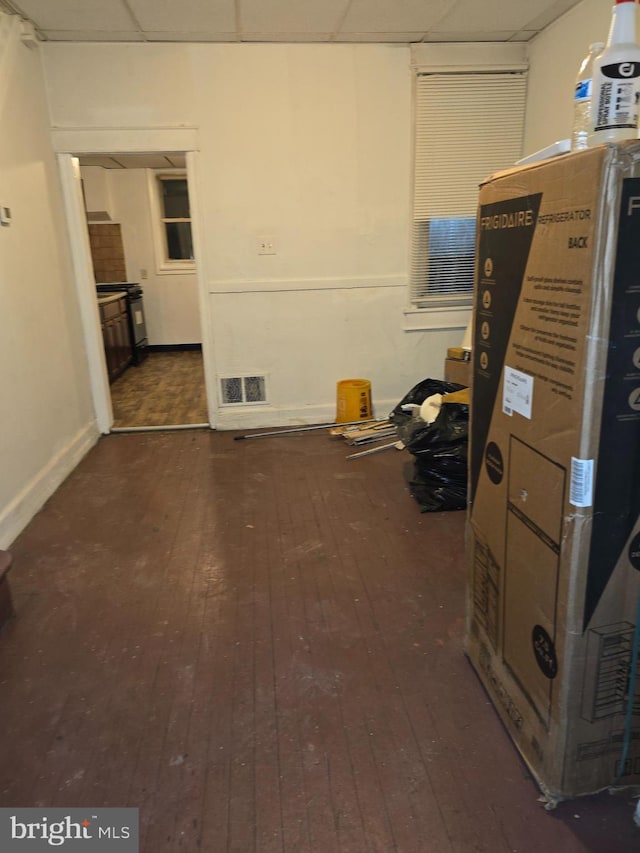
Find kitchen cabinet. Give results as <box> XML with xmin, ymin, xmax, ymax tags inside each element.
<box><xmin>98</xmin><ymin>293</ymin><xmax>132</xmax><ymax>383</ymax></box>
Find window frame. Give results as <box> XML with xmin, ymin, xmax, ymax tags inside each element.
<box><xmin>408</xmin><ymin>68</ymin><xmax>527</xmax><ymax>314</ymax></box>
<box><xmin>148</xmin><ymin>169</ymin><xmax>196</xmax><ymax>274</ymax></box>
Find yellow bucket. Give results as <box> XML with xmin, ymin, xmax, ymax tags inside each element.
<box><xmin>336</xmin><ymin>379</ymin><xmax>372</xmax><ymax>423</ymax></box>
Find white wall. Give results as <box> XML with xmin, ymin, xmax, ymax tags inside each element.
<box><xmin>43</xmin><ymin>42</ymin><xmax>466</xmax><ymax>427</ymax></box>
<box><xmin>0</xmin><ymin>13</ymin><xmax>97</xmax><ymax>548</ymax></box>
<box><xmin>81</xmin><ymin>165</ymin><xmax>112</xmax><ymax>214</ymax></box>
<box><xmin>110</xmin><ymin>169</ymin><xmax>201</xmax><ymax>345</ymax></box>
<box><xmin>0</xmin><ymin>11</ymin><xmax>623</xmax><ymax>539</ymax></box>
<box><xmin>524</xmin><ymin>0</ymin><xmax>616</xmax><ymax>155</ymax></box>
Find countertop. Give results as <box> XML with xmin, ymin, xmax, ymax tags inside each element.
<box><xmin>97</xmin><ymin>291</ymin><xmax>127</xmax><ymax>306</ymax></box>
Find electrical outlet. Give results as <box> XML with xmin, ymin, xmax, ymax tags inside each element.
<box><xmin>257</xmin><ymin>235</ymin><xmax>276</xmax><ymax>255</ymax></box>
<box><xmin>140</xmin><ymin>268</ymin><xmax>148</xmax><ymax>280</ymax></box>
<box><xmin>0</xmin><ymin>206</ymin><xmax>11</xmax><ymax>226</ymax></box>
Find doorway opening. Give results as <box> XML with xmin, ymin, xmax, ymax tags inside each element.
<box><xmin>64</xmin><ymin>147</ymin><xmax>213</xmax><ymax>432</ymax></box>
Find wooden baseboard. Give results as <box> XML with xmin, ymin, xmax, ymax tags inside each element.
<box><xmin>0</xmin><ymin>421</ymin><xmax>99</xmax><ymax>550</ymax></box>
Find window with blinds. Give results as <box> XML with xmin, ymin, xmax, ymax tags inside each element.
<box><xmin>410</xmin><ymin>72</ymin><xmax>526</xmax><ymax>308</ymax></box>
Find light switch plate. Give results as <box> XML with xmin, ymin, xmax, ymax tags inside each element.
<box><xmin>0</xmin><ymin>206</ymin><xmax>11</xmax><ymax>226</ymax></box>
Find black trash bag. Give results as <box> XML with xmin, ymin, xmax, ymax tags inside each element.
<box><xmin>397</xmin><ymin>398</ymin><xmax>468</xmax><ymax>458</ymax></box>
<box><xmin>389</xmin><ymin>377</ymin><xmax>464</xmax><ymax>429</ymax></box>
<box><xmin>391</xmin><ymin>378</ymin><xmax>469</xmax><ymax>513</ymax></box>
<box><xmin>413</xmin><ymin>449</ymin><xmax>467</xmax><ymax>486</ymax></box>
<box><xmin>406</xmin><ymin>462</ymin><xmax>468</xmax><ymax>512</ymax></box>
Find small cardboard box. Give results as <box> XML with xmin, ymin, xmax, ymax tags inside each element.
<box><xmin>447</xmin><ymin>346</ymin><xmax>471</xmax><ymax>361</ymax></box>
<box><xmin>444</xmin><ymin>357</ymin><xmax>471</xmax><ymax>387</ymax></box>
<box><xmin>466</xmin><ymin>142</ymin><xmax>640</xmax><ymax>803</ymax></box>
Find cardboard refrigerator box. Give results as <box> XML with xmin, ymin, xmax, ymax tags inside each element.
<box><xmin>465</xmin><ymin>141</ymin><xmax>640</xmax><ymax>803</ymax></box>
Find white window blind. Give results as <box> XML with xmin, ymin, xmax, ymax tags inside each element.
<box><xmin>410</xmin><ymin>72</ymin><xmax>526</xmax><ymax>307</ymax></box>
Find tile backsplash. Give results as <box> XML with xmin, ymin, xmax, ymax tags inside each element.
<box><xmin>88</xmin><ymin>223</ymin><xmax>127</xmax><ymax>282</ymax></box>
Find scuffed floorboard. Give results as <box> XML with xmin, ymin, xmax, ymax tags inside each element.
<box><xmin>0</xmin><ymin>430</ymin><xmax>637</xmax><ymax>852</ymax></box>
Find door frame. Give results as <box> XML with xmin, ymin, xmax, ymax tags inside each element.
<box><xmin>53</xmin><ymin>127</ymin><xmax>217</xmax><ymax>432</ymax></box>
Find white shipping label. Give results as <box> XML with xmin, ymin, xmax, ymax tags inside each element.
<box><xmin>570</xmin><ymin>457</ymin><xmax>594</xmax><ymax>508</ymax></box>
<box><xmin>502</xmin><ymin>366</ymin><xmax>533</xmax><ymax>419</ymax></box>
<box><xmin>594</xmin><ymin>74</ymin><xmax>640</xmax><ymax>133</ymax></box>
<box><xmin>135</xmin><ymin>310</ymin><xmax>143</xmax><ymax>324</ymax></box>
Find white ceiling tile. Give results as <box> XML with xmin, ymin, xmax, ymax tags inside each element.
<box><xmin>242</xmin><ymin>32</ymin><xmax>333</xmax><ymax>42</ymax></box>
<box><xmin>430</xmin><ymin>0</ymin><xmax>579</xmax><ymax>34</ymax></box>
<box><xmin>127</xmin><ymin>0</ymin><xmax>236</xmax><ymax>33</ymax></box>
<box><xmin>510</xmin><ymin>31</ymin><xmax>539</xmax><ymax>42</ymax></box>
<box><xmin>333</xmin><ymin>32</ymin><xmax>427</xmax><ymax>43</ymax></box>
<box><xmin>339</xmin><ymin>0</ymin><xmax>453</xmax><ymax>33</ymax></box>
<box><xmin>8</xmin><ymin>0</ymin><xmax>589</xmax><ymax>44</ymax></box>
<box><xmin>113</xmin><ymin>153</ymin><xmax>185</xmax><ymax>168</ymax></box>
<box><xmin>145</xmin><ymin>32</ymin><xmax>239</xmax><ymax>42</ymax></box>
<box><xmin>240</xmin><ymin>0</ymin><xmax>349</xmax><ymax>34</ymax></box>
<box><xmin>523</xmin><ymin>0</ymin><xmax>583</xmax><ymax>31</ymax></box>
<box><xmin>427</xmin><ymin>31</ymin><xmax>521</xmax><ymax>43</ymax></box>
<box><xmin>43</xmin><ymin>30</ymin><xmax>145</xmax><ymax>41</ymax></box>
<box><xmin>79</xmin><ymin>153</ymin><xmax>186</xmax><ymax>168</ymax></box>
<box><xmin>79</xmin><ymin>156</ymin><xmax>123</xmax><ymax>168</ymax></box>
<box><xmin>509</xmin><ymin>32</ymin><xmax>537</xmax><ymax>42</ymax></box>
<box><xmin>14</xmin><ymin>0</ymin><xmax>136</xmax><ymax>31</ymax></box>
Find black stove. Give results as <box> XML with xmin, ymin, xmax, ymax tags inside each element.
<box><xmin>96</xmin><ymin>282</ymin><xmax>143</xmax><ymax>298</ymax></box>
<box><xmin>96</xmin><ymin>282</ymin><xmax>148</xmax><ymax>363</ymax></box>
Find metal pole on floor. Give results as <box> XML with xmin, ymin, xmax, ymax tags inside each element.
<box><xmin>346</xmin><ymin>441</ymin><xmax>403</xmax><ymax>460</ymax></box>
<box><xmin>233</xmin><ymin>419</ymin><xmax>379</xmax><ymax>441</ymax></box>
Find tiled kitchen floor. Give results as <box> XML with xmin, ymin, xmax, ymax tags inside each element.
<box><xmin>110</xmin><ymin>350</ymin><xmax>208</xmax><ymax>428</ymax></box>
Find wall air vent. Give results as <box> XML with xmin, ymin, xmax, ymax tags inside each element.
<box><xmin>219</xmin><ymin>375</ymin><xmax>267</xmax><ymax>406</ymax></box>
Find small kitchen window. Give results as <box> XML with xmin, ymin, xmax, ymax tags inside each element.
<box><xmin>150</xmin><ymin>171</ymin><xmax>196</xmax><ymax>273</ymax></box>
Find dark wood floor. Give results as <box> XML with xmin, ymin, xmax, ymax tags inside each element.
<box><xmin>1</xmin><ymin>430</ymin><xmax>638</xmax><ymax>852</ymax></box>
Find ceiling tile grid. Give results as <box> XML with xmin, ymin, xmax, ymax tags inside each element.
<box><xmin>128</xmin><ymin>0</ymin><xmax>236</xmax><ymax>33</ymax></box>
<box><xmin>6</xmin><ymin>0</ymin><xmax>583</xmax><ymax>44</ymax></box>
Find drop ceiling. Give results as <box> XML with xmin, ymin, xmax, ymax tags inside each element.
<box><xmin>79</xmin><ymin>153</ymin><xmax>186</xmax><ymax>170</ymax></box>
<box><xmin>3</xmin><ymin>0</ymin><xmax>583</xmax><ymax>44</ymax></box>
